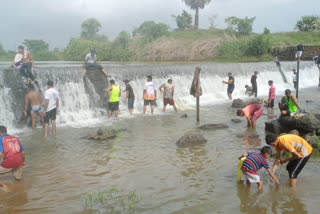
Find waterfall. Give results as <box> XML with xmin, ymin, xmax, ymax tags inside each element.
<box><xmin>0</xmin><ymin>61</ymin><xmax>318</xmax><ymax>130</ymax></box>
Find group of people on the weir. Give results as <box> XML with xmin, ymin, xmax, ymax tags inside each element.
<box><xmin>106</xmin><ymin>75</ymin><xmax>177</xmax><ymax>118</ymax></box>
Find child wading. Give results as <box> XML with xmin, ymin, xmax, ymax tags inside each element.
<box><xmin>239</xmin><ymin>146</ymin><xmax>279</xmax><ymax>191</ymax></box>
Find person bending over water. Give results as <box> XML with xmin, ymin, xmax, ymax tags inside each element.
<box><xmin>237</xmin><ymin>104</ymin><xmax>263</xmax><ymax>129</ymax></box>
<box><xmin>239</xmin><ymin>146</ymin><xmax>279</xmax><ymax>191</ymax></box>
<box><xmin>82</xmin><ymin>50</ymin><xmax>109</xmax><ymax>77</ymax></box>
<box><xmin>222</xmin><ymin>72</ymin><xmax>234</xmax><ymax>100</ymax></box>
<box><xmin>44</xmin><ymin>80</ymin><xmax>59</xmax><ymax>138</ymax></box>
<box><xmin>159</xmin><ymin>79</ymin><xmax>177</xmax><ymax>112</ymax></box>
<box><xmin>278</xmin><ymin>89</ymin><xmax>301</xmax><ymax>116</ymax></box>
<box><xmin>24</xmin><ymin>84</ymin><xmax>44</xmax><ymax>129</ymax></box>
<box><xmin>106</xmin><ymin>80</ymin><xmax>121</xmax><ymax>118</ymax></box>
<box><xmin>0</xmin><ymin>126</ymin><xmax>25</xmax><ymax>183</ymax></box>
<box><xmin>266</xmin><ymin>134</ymin><xmax>312</xmax><ymax>189</ymax></box>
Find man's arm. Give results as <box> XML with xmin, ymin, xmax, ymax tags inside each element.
<box><xmin>246</xmin><ymin>116</ymin><xmax>252</xmax><ymax>127</ymax></box>
<box><xmin>21</xmin><ymin>151</ymin><xmax>25</xmax><ymax>163</ymax></box>
<box><xmin>280</xmin><ymin>150</ymin><xmax>301</xmax><ymax>164</ymax></box>
<box><xmin>56</xmin><ymin>98</ymin><xmax>59</xmax><ymax>109</ymax></box>
<box><xmin>292</xmin><ymin>95</ymin><xmax>301</xmax><ymax>110</ymax></box>
<box><xmin>106</xmin><ymin>86</ymin><xmax>112</xmax><ymax>96</ymax></box>
<box><xmin>266</xmin><ymin>168</ymin><xmax>280</xmax><ymax>185</ymax></box>
<box><xmin>159</xmin><ymin>84</ymin><xmax>164</xmax><ymax>93</ymax></box>
<box><xmin>154</xmin><ymin>89</ymin><xmax>157</xmax><ymax>100</ymax></box>
<box><xmin>172</xmin><ymin>86</ymin><xmax>174</xmax><ymax>97</ymax></box>
<box><xmin>0</xmin><ymin>152</ymin><xmax>2</xmax><ymax>159</ymax></box>
<box><xmin>44</xmin><ymin>99</ymin><xmax>49</xmax><ymax>114</ymax></box>
<box><xmin>24</xmin><ymin>95</ymin><xmax>29</xmax><ymax>117</ymax></box>
<box><xmin>143</xmin><ymin>89</ymin><xmax>146</xmax><ymax>100</ymax></box>
<box><xmin>272</xmin><ymin>151</ymin><xmax>281</xmax><ymax>174</ymax></box>
<box><xmin>119</xmin><ymin>89</ymin><xmax>121</xmax><ymax>97</ymax></box>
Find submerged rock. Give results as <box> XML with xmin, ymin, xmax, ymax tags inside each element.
<box><xmin>176</xmin><ymin>131</ymin><xmax>207</xmax><ymax>147</ymax></box>
<box><xmin>231</xmin><ymin>118</ymin><xmax>242</xmax><ymax>123</ymax></box>
<box><xmin>180</xmin><ymin>113</ymin><xmax>188</xmax><ymax>118</ymax></box>
<box><xmin>86</xmin><ymin>129</ymin><xmax>117</xmax><ymax>141</ymax></box>
<box><xmin>199</xmin><ymin>123</ymin><xmax>229</xmax><ymax>130</ymax></box>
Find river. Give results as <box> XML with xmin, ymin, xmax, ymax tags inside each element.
<box><xmin>0</xmin><ymin>62</ymin><xmax>319</xmax><ymax>214</ymax></box>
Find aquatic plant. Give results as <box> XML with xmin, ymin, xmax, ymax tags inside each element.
<box><xmin>82</xmin><ymin>186</ymin><xmax>141</xmax><ymax>214</ymax></box>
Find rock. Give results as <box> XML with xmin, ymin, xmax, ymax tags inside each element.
<box><xmin>231</xmin><ymin>118</ymin><xmax>242</xmax><ymax>123</ymax></box>
<box><xmin>279</xmin><ymin>114</ymin><xmax>320</xmax><ymax>134</ymax></box>
<box><xmin>303</xmin><ymin>133</ymin><xmax>318</xmax><ymax>147</ymax></box>
<box><xmin>265</xmin><ymin>120</ymin><xmax>289</xmax><ymax>135</ymax></box>
<box><xmin>231</xmin><ymin>98</ymin><xmax>262</xmax><ymax>109</ymax></box>
<box><xmin>199</xmin><ymin>123</ymin><xmax>229</xmax><ymax>130</ymax></box>
<box><xmin>180</xmin><ymin>114</ymin><xmax>188</xmax><ymax>118</ymax></box>
<box><xmin>288</xmin><ymin>129</ymin><xmax>300</xmax><ymax>136</ymax></box>
<box><xmin>86</xmin><ymin>129</ymin><xmax>117</xmax><ymax>141</ymax></box>
<box><xmin>176</xmin><ymin>131</ymin><xmax>207</xmax><ymax>147</ymax></box>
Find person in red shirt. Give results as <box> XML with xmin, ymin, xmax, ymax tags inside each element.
<box><xmin>268</xmin><ymin>80</ymin><xmax>276</xmax><ymax>110</ymax></box>
<box><xmin>0</xmin><ymin>126</ymin><xmax>25</xmax><ymax>181</ymax></box>
<box><xmin>236</xmin><ymin>104</ymin><xmax>263</xmax><ymax>129</ymax></box>
<box><xmin>251</xmin><ymin>71</ymin><xmax>258</xmax><ymax>97</ymax></box>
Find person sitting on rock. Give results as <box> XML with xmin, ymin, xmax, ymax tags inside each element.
<box><xmin>278</xmin><ymin>89</ymin><xmax>301</xmax><ymax>116</ymax></box>
<box><xmin>82</xmin><ymin>50</ymin><xmax>110</xmax><ymax>77</ymax></box>
<box><xmin>236</xmin><ymin>104</ymin><xmax>264</xmax><ymax>129</ymax></box>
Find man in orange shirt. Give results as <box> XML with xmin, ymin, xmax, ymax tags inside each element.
<box><xmin>266</xmin><ymin>134</ymin><xmax>312</xmax><ymax>188</ymax></box>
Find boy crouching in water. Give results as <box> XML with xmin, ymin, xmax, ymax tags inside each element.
<box><xmin>239</xmin><ymin>146</ymin><xmax>279</xmax><ymax>191</ymax></box>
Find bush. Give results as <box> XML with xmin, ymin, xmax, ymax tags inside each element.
<box><xmin>295</xmin><ymin>16</ymin><xmax>320</xmax><ymax>32</ymax></box>
<box><xmin>172</xmin><ymin>10</ymin><xmax>193</xmax><ymax>31</ymax></box>
<box><xmin>245</xmin><ymin>34</ymin><xmax>271</xmax><ymax>56</ymax></box>
<box><xmin>133</xmin><ymin>21</ymin><xmax>169</xmax><ymax>42</ymax></box>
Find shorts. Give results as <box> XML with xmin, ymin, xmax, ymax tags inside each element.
<box><xmin>144</xmin><ymin>100</ymin><xmax>156</xmax><ymax>106</ymax></box>
<box><xmin>164</xmin><ymin>98</ymin><xmax>175</xmax><ymax>106</ymax></box>
<box><xmin>252</xmin><ymin>106</ymin><xmax>263</xmax><ymax>122</ymax></box>
<box><xmin>268</xmin><ymin>99</ymin><xmax>274</xmax><ymax>108</ymax></box>
<box><xmin>0</xmin><ymin>166</ymin><xmax>23</xmax><ymax>180</ymax></box>
<box><xmin>286</xmin><ymin>154</ymin><xmax>311</xmax><ymax>179</ymax></box>
<box><xmin>31</xmin><ymin>105</ymin><xmax>43</xmax><ymax>114</ymax></box>
<box><xmin>85</xmin><ymin>63</ymin><xmax>103</xmax><ymax>71</ymax></box>
<box><xmin>109</xmin><ymin>102</ymin><xmax>119</xmax><ymax>111</ymax></box>
<box><xmin>296</xmin><ymin>51</ymin><xmax>302</xmax><ymax>58</ymax></box>
<box><xmin>128</xmin><ymin>97</ymin><xmax>135</xmax><ymax>110</ymax></box>
<box><xmin>227</xmin><ymin>86</ymin><xmax>234</xmax><ymax>94</ymax></box>
<box><xmin>241</xmin><ymin>170</ymin><xmax>260</xmax><ymax>183</ymax></box>
<box><xmin>44</xmin><ymin>108</ymin><xmax>57</xmax><ymax>123</ymax></box>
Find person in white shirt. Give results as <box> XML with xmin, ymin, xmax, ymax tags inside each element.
<box><xmin>43</xmin><ymin>80</ymin><xmax>59</xmax><ymax>138</ymax></box>
<box><xmin>143</xmin><ymin>75</ymin><xmax>157</xmax><ymax>115</ymax></box>
<box><xmin>82</xmin><ymin>50</ymin><xmax>109</xmax><ymax>77</ymax></box>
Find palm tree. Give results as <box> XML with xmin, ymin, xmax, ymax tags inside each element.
<box><xmin>182</xmin><ymin>0</ymin><xmax>212</xmax><ymax>29</ymax></box>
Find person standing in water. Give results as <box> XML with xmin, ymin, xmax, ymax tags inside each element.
<box><xmin>296</xmin><ymin>43</ymin><xmax>303</xmax><ymax>61</ymax></box>
<box><xmin>143</xmin><ymin>75</ymin><xmax>157</xmax><ymax>115</ymax></box>
<box><xmin>0</xmin><ymin>126</ymin><xmax>25</xmax><ymax>181</ymax></box>
<box><xmin>44</xmin><ymin>80</ymin><xmax>59</xmax><ymax>138</ymax></box>
<box><xmin>24</xmin><ymin>84</ymin><xmax>44</xmax><ymax>129</ymax></box>
<box><xmin>123</xmin><ymin>79</ymin><xmax>134</xmax><ymax>115</ymax></box>
<box><xmin>222</xmin><ymin>72</ymin><xmax>234</xmax><ymax>100</ymax></box>
<box><xmin>278</xmin><ymin>89</ymin><xmax>301</xmax><ymax>116</ymax></box>
<box><xmin>292</xmin><ymin>69</ymin><xmax>297</xmax><ymax>89</ymax></box>
<box><xmin>82</xmin><ymin>50</ymin><xmax>109</xmax><ymax>77</ymax></box>
<box><xmin>266</xmin><ymin>134</ymin><xmax>312</xmax><ymax>189</ymax></box>
<box><xmin>236</xmin><ymin>104</ymin><xmax>263</xmax><ymax>129</ymax></box>
<box><xmin>159</xmin><ymin>79</ymin><xmax>177</xmax><ymax>112</ymax></box>
<box><xmin>268</xmin><ymin>80</ymin><xmax>276</xmax><ymax>110</ymax></box>
<box><xmin>251</xmin><ymin>71</ymin><xmax>258</xmax><ymax>97</ymax></box>
<box><xmin>106</xmin><ymin>80</ymin><xmax>121</xmax><ymax>118</ymax></box>
<box><xmin>313</xmin><ymin>56</ymin><xmax>320</xmax><ymax>87</ymax></box>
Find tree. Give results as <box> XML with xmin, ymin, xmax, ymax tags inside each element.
<box><xmin>172</xmin><ymin>10</ymin><xmax>193</xmax><ymax>30</ymax></box>
<box><xmin>133</xmin><ymin>21</ymin><xmax>169</xmax><ymax>42</ymax></box>
<box><xmin>23</xmin><ymin>39</ymin><xmax>49</xmax><ymax>52</ymax></box>
<box><xmin>81</xmin><ymin>18</ymin><xmax>102</xmax><ymax>40</ymax></box>
<box><xmin>182</xmin><ymin>0</ymin><xmax>212</xmax><ymax>29</ymax></box>
<box><xmin>295</xmin><ymin>16</ymin><xmax>320</xmax><ymax>32</ymax></box>
<box><xmin>225</xmin><ymin>16</ymin><xmax>256</xmax><ymax>36</ymax></box>
<box><xmin>110</xmin><ymin>31</ymin><xmax>132</xmax><ymax>61</ymax></box>
<box><xmin>0</xmin><ymin>43</ymin><xmax>6</xmax><ymax>56</ymax></box>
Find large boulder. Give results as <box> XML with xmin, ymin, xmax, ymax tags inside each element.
<box><xmin>199</xmin><ymin>123</ymin><xmax>229</xmax><ymax>130</ymax></box>
<box><xmin>231</xmin><ymin>98</ymin><xmax>263</xmax><ymax>109</ymax></box>
<box><xmin>279</xmin><ymin>114</ymin><xmax>320</xmax><ymax>134</ymax></box>
<box><xmin>265</xmin><ymin>120</ymin><xmax>288</xmax><ymax>135</ymax></box>
<box><xmin>176</xmin><ymin>131</ymin><xmax>207</xmax><ymax>147</ymax></box>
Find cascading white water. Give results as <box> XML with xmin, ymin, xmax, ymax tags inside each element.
<box><xmin>0</xmin><ymin>61</ymin><xmax>319</xmax><ymax>129</ymax></box>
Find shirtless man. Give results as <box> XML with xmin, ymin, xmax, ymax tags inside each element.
<box><xmin>24</xmin><ymin>84</ymin><xmax>44</xmax><ymax>129</ymax></box>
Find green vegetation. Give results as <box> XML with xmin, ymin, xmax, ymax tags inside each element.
<box><xmin>182</xmin><ymin>0</ymin><xmax>212</xmax><ymax>29</ymax></box>
<box><xmin>295</xmin><ymin>16</ymin><xmax>320</xmax><ymax>32</ymax></box>
<box><xmin>83</xmin><ymin>186</ymin><xmax>141</xmax><ymax>214</ymax></box>
<box><xmin>1</xmin><ymin>14</ymin><xmax>320</xmax><ymax>63</ymax></box>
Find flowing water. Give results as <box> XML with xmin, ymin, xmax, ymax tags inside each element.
<box><xmin>0</xmin><ymin>62</ymin><xmax>319</xmax><ymax>214</ymax></box>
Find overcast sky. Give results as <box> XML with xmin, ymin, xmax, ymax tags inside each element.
<box><xmin>0</xmin><ymin>0</ymin><xmax>319</xmax><ymax>50</ymax></box>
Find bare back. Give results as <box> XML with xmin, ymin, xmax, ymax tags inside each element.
<box><xmin>26</xmin><ymin>91</ymin><xmax>41</xmax><ymax>106</ymax></box>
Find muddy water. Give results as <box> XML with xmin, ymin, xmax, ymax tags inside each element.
<box><xmin>0</xmin><ymin>88</ymin><xmax>320</xmax><ymax>214</ymax></box>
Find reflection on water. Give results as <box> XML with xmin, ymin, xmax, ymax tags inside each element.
<box><xmin>0</xmin><ymin>89</ymin><xmax>319</xmax><ymax>214</ymax></box>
